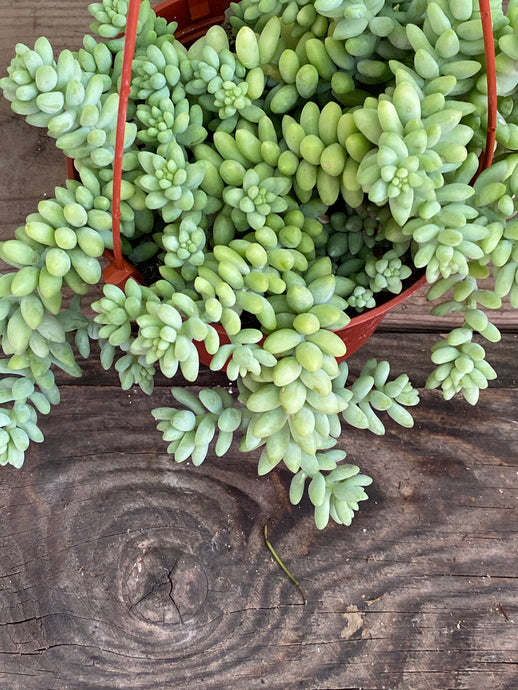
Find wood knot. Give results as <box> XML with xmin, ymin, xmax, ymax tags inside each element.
<box><xmin>124</xmin><ymin>540</ymin><xmax>208</xmax><ymax>626</ymax></box>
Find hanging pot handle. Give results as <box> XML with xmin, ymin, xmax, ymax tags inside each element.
<box><xmin>474</xmin><ymin>0</ymin><xmax>497</xmax><ymax>180</ymax></box>
<box><xmin>103</xmin><ymin>0</ymin><xmax>143</xmax><ymax>287</ymax></box>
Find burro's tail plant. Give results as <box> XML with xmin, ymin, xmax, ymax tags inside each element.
<box><xmin>1</xmin><ymin>0</ymin><xmax>517</xmax><ymax>528</ymax></box>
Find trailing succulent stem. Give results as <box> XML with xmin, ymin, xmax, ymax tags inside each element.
<box><xmin>153</xmin><ymin>358</ymin><xmax>419</xmax><ymax>529</ymax></box>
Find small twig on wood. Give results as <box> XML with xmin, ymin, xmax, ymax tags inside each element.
<box><xmin>499</xmin><ymin>603</ymin><xmax>511</xmax><ymax>622</ymax></box>
<box><xmin>263</xmin><ymin>525</ymin><xmax>306</xmax><ymax>606</ymax></box>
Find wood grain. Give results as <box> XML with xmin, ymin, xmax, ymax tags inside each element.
<box><xmin>0</xmin><ymin>377</ymin><xmax>516</xmax><ymax>689</ymax></box>
<box><xmin>0</xmin><ymin>1</ymin><xmax>517</xmax><ymax>689</ymax></box>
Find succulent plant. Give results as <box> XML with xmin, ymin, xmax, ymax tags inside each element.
<box><xmin>1</xmin><ymin>0</ymin><xmax>517</xmax><ymax>530</ymax></box>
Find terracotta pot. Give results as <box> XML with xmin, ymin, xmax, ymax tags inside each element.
<box><xmin>67</xmin><ymin>0</ymin><xmax>428</xmax><ymax>364</ymax></box>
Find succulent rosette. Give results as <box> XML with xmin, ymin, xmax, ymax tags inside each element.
<box><xmin>134</xmin><ymin>142</ymin><xmax>207</xmax><ymax>222</ymax></box>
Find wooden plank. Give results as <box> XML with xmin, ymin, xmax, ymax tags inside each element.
<box><xmin>0</xmin><ymin>383</ymin><xmax>516</xmax><ymax>688</ymax></box>
<box><xmin>0</xmin><ymin>1</ymin><xmax>91</xmax><ymax>230</ymax></box>
<box><xmin>50</xmin><ymin>331</ymin><xmax>518</xmax><ymax>390</ymax></box>
<box><xmin>382</xmin><ymin>283</ymin><xmax>518</xmax><ymax>331</ymax></box>
<box><xmin>0</xmin><ymin>99</ymin><xmax>68</xmax><ymax>231</ymax></box>
<box><xmin>346</xmin><ymin>332</ymin><xmax>518</xmax><ymax>388</ymax></box>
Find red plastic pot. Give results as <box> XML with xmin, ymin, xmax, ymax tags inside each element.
<box><xmin>67</xmin><ymin>0</ymin><xmax>428</xmax><ymax>364</ymax></box>
<box><xmin>194</xmin><ymin>273</ymin><xmax>427</xmax><ymax>365</ymax></box>
<box><xmin>332</xmin><ymin>274</ymin><xmax>427</xmax><ymax>360</ymax></box>
<box><xmin>155</xmin><ymin>0</ymin><xmax>230</xmax><ymax>43</ymax></box>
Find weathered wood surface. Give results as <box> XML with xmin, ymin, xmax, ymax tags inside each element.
<box><xmin>0</xmin><ymin>340</ymin><xmax>517</xmax><ymax>690</ymax></box>
<box><xmin>1</xmin><ymin>2</ymin><xmax>517</xmax><ymax>689</ymax></box>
